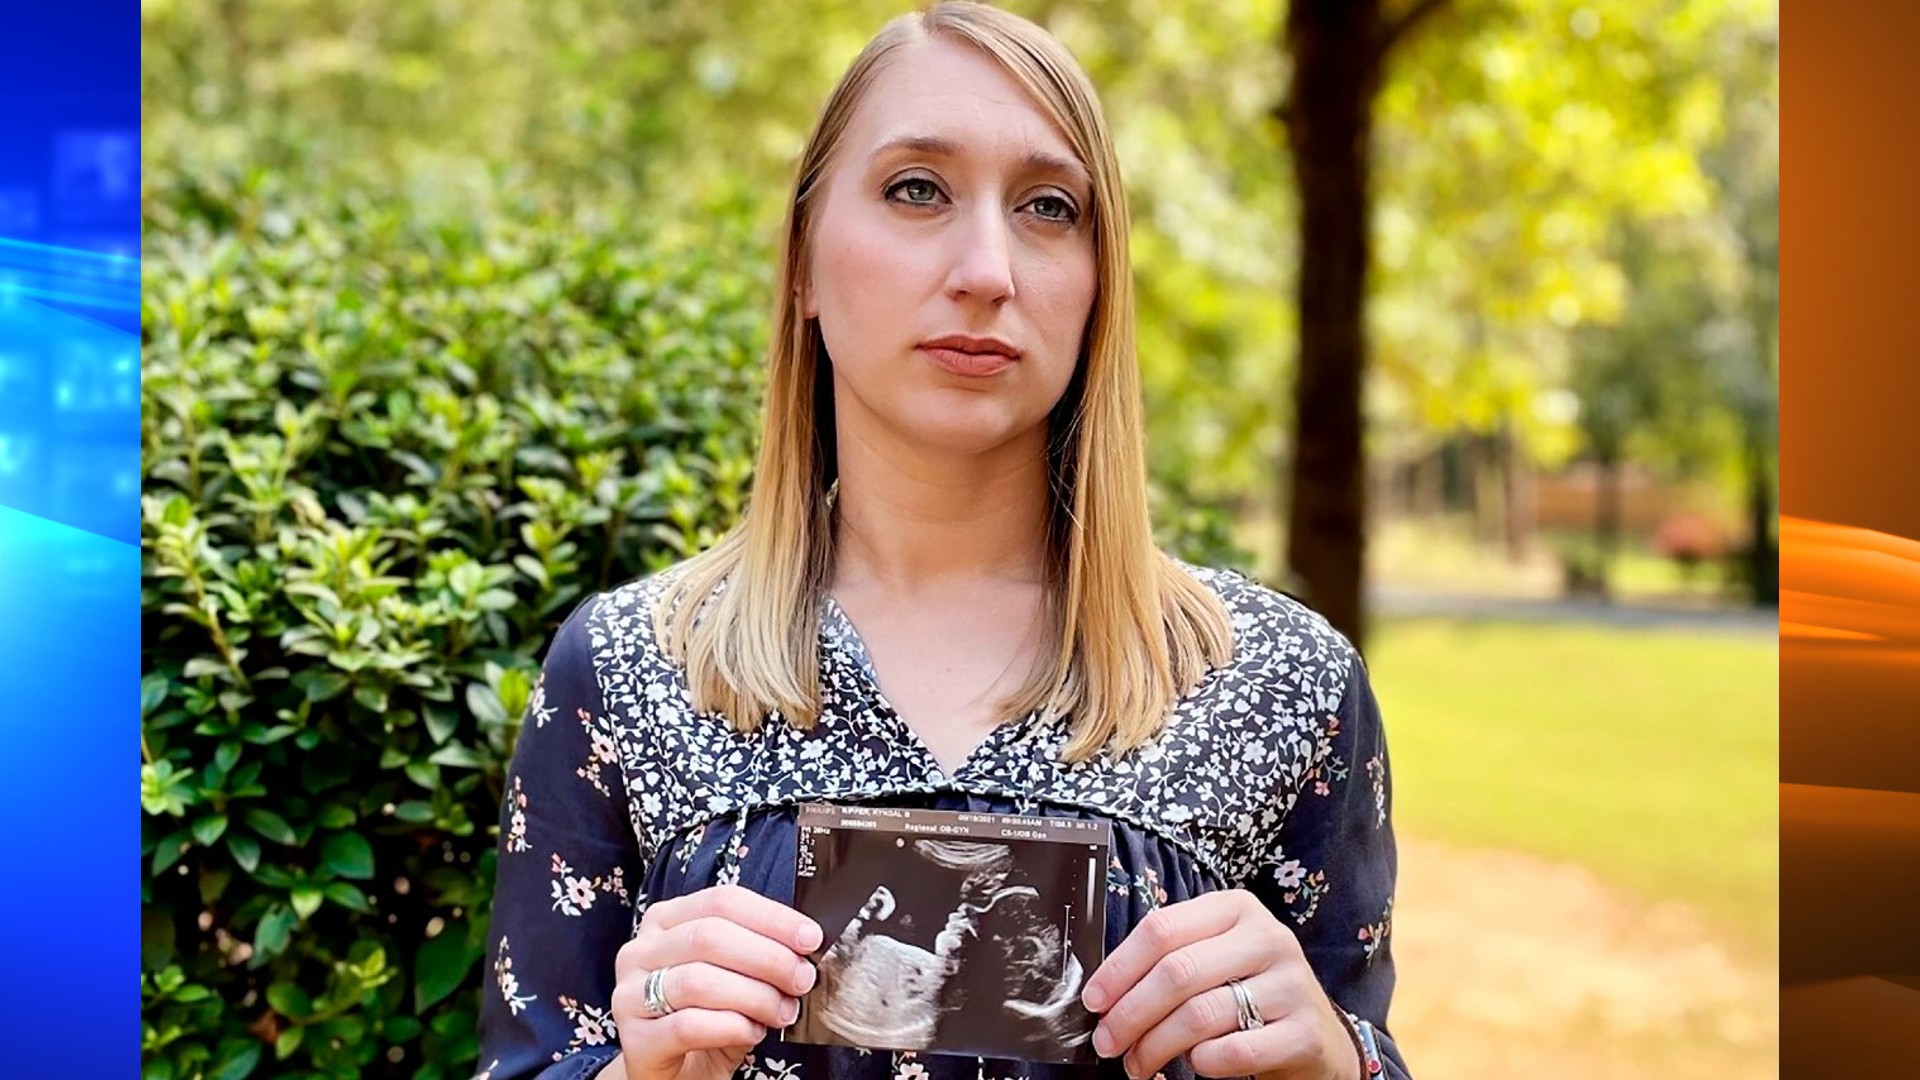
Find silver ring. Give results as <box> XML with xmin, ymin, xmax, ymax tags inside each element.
<box><xmin>643</xmin><ymin>965</ymin><xmax>677</xmax><ymax>1017</ymax></box>
<box><xmin>1226</xmin><ymin>977</ymin><xmax>1265</xmax><ymax>1032</ymax></box>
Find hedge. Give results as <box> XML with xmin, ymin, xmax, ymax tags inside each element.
<box><xmin>139</xmin><ymin>161</ymin><xmax>770</xmax><ymax>1080</ymax></box>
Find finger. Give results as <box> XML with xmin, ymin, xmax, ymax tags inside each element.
<box><xmin>636</xmin><ymin>960</ymin><xmax>800</xmax><ymax>1031</ymax></box>
<box><xmin>1083</xmin><ymin>893</ymin><xmax>1242</xmax><ymax>1015</ymax></box>
<box><xmin>618</xmin><ymin>1007</ymin><xmax>768</xmax><ymax>1072</ymax></box>
<box><xmin>1185</xmin><ymin>1013</ymin><xmax>1322</xmax><ymax>1080</ymax></box>
<box><xmin>1124</xmin><ymin>969</ymin><xmax>1295</xmax><ymax>1080</ymax></box>
<box><xmin>645</xmin><ymin>884</ymin><xmax>823</xmax><ymax>954</ymax></box>
<box><xmin>647</xmin><ymin>915</ymin><xmax>821</xmax><ymax>998</ymax></box>
<box><xmin>1092</xmin><ymin>932</ymin><xmax>1267</xmax><ymax>1061</ymax></box>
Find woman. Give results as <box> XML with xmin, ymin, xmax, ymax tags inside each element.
<box><xmin>476</xmin><ymin>4</ymin><xmax>1406</xmax><ymax>1080</ymax></box>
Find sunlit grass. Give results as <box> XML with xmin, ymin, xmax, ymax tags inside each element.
<box><xmin>1368</xmin><ymin>615</ymin><xmax>1778</xmax><ymax>954</ymax></box>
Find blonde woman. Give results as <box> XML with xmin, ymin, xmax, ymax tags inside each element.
<box><xmin>476</xmin><ymin>4</ymin><xmax>1406</xmax><ymax>1080</ymax></box>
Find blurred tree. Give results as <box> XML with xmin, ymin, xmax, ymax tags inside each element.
<box><xmin>1357</xmin><ymin>0</ymin><xmax>1777</xmax><ymax>613</ymax></box>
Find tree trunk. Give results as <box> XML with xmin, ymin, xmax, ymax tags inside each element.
<box><xmin>1280</xmin><ymin>0</ymin><xmax>1385</xmax><ymax>649</ymax></box>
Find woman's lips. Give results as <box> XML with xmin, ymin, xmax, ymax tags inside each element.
<box><xmin>920</xmin><ymin>346</ymin><xmax>1016</xmax><ymax>377</ymax></box>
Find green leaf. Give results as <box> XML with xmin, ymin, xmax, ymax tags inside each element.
<box><xmin>254</xmin><ymin>905</ymin><xmax>295</xmax><ymax>959</ymax></box>
<box><xmin>273</xmin><ymin>1025</ymin><xmax>304</xmax><ymax>1060</ymax></box>
<box><xmin>252</xmin><ymin>864</ymin><xmax>295</xmax><ymax>889</ymax></box>
<box><xmin>192</xmin><ymin>814</ymin><xmax>229</xmax><ymax>846</ymax></box>
<box><xmin>414</xmin><ymin>919</ymin><xmax>483</xmax><ymax>1011</ymax></box>
<box><xmin>424</xmin><ymin>705</ymin><xmax>460</xmax><ymax>745</ymax></box>
<box><xmin>320</xmin><ymin>832</ymin><xmax>375</xmax><ymax>879</ymax></box>
<box><xmin>266</xmin><ymin>982</ymin><xmax>312</xmax><ymax>1018</ymax></box>
<box><xmin>316</xmin><ymin>803</ymin><xmax>356</xmax><ymax>829</ymax></box>
<box><xmin>324</xmin><ymin>881</ymin><xmax>372</xmax><ymax>913</ymax></box>
<box><xmin>153</xmin><ymin>829</ymin><xmax>193</xmax><ymax>876</ymax></box>
<box><xmin>290</xmin><ymin>885</ymin><xmax>325</xmax><ymax>921</ymax></box>
<box><xmin>214</xmin><ymin>741</ymin><xmax>242</xmax><ymax>775</ymax></box>
<box><xmin>141</xmin><ymin>673</ymin><xmax>170</xmax><ymax>718</ymax></box>
<box><xmin>242</xmin><ymin>807</ymin><xmax>298</xmax><ymax>845</ymax></box>
<box><xmin>210</xmin><ymin>1043</ymin><xmax>262</xmax><ymax>1080</ymax></box>
<box><xmin>182</xmin><ymin>656</ymin><xmax>229</xmax><ymax>680</ymax></box>
<box><xmin>353</xmin><ymin>680</ymin><xmax>389</xmax><ymax>713</ymax></box>
<box><xmin>394</xmin><ymin>801</ymin><xmax>435</xmax><ymax>823</ymax></box>
<box><xmin>465</xmin><ymin>681</ymin><xmax>507</xmax><ymax>726</ymax></box>
<box><xmin>295</xmin><ymin>669</ymin><xmax>350</xmax><ymax>703</ymax></box>
<box><xmin>475</xmin><ymin>588</ymin><xmax>519</xmax><ymax>612</ymax></box>
<box><xmin>512</xmin><ymin>554</ymin><xmax>548</xmax><ymax>588</ymax></box>
<box><xmin>404</xmin><ymin>761</ymin><xmax>440</xmax><ymax>790</ymax></box>
<box><xmin>226</xmin><ymin>833</ymin><xmax>261</xmax><ymax>873</ymax></box>
<box><xmin>427</xmin><ymin>743</ymin><xmax>486</xmax><ymax>769</ymax></box>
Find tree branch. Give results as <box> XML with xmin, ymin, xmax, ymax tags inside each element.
<box><xmin>1376</xmin><ymin>0</ymin><xmax>1454</xmax><ymax>59</ymax></box>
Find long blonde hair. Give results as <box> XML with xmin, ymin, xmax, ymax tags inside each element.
<box><xmin>653</xmin><ymin>0</ymin><xmax>1232</xmax><ymax>763</ymax></box>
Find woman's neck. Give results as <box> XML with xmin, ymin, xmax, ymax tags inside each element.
<box><xmin>828</xmin><ymin>424</ymin><xmax>1052</xmax><ymax>595</ymax></box>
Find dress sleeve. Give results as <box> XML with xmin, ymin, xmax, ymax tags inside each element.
<box><xmin>1247</xmin><ymin>642</ymin><xmax>1413</xmax><ymax>1079</ymax></box>
<box><xmin>475</xmin><ymin>593</ymin><xmax>638</xmax><ymax>1080</ymax></box>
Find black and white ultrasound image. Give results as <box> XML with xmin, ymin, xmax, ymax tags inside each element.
<box><xmin>788</xmin><ymin>804</ymin><xmax>1111</xmax><ymax>1064</ymax></box>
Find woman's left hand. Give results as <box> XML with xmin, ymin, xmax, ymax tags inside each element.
<box><xmin>1080</xmin><ymin>889</ymin><xmax>1361</xmax><ymax>1080</ymax></box>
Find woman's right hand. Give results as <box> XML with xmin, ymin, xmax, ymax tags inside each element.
<box><xmin>599</xmin><ymin>884</ymin><xmax>825</xmax><ymax>1080</ymax></box>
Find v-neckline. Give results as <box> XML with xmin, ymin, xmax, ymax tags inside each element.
<box><xmin>819</xmin><ymin>593</ymin><xmax>1036</xmax><ymax>780</ymax></box>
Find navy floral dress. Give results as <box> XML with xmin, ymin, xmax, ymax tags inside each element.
<box><xmin>474</xmin><ymin>562</ymin><xmax>1411</xmax><ymax>1080</ymax></box>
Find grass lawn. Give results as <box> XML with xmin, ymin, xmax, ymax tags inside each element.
<box><xmin>1367</xmin><ymin>614</ymin><xmax>1778</xmax><ymax>954</ymax></box>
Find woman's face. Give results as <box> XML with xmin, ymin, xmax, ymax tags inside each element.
<box><xmin>803</xmin><ymin>38</ymin><xmax>1098</xmax><ymax>458</ymax></box>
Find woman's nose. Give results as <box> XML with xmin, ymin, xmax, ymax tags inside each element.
<box><xmin>944</xmin><ymin>204</ymin><xmax>1017</xmax><ymax>305</ymax></box>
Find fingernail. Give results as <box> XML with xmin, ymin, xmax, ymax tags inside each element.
<box><xmin>782</xmin><ymin>997</ymin><xmax>800</xmax><ymax>1025</ymax></box>
<box><xmin>797</xmin><ymin>921</ymin><xmax>822</xmax><ymax>952</ymax></box>
<box><xmin>1091</xmin><ymin>1025</ymin><xmax>1113</xmax><ymax>1057</ymax></box>
<box><xmin>1082</xmin><ymin>984</ymin><xmax>1106</xmax><ymax>1013</ymax></box>
<box><xmin>794</xmin><ymin>960</ymin><xmax>816</xmax><ymax>993</ymax></box>
<box><xmin>1123</xmin><ymin>1057</ymin><xmax>1140</xmax><ymax>1080</ymax></box>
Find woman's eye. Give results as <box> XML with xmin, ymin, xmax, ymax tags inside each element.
<box><xmin>1027</xmin><ymin>195</ymin><xmax>1078</xmax><ymax>224</ymax></box>
<box><xmin>887</xmin><ymin>178</ymin><xmax>943</xmax><ymax>205</ymax></box>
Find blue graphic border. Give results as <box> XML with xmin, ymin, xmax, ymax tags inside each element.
<box><xmin>0</xmin><ymin>2</ymin><xmax>140</xmax><ymax>1076</ymax></box>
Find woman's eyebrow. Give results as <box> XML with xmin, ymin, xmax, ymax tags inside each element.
<box><xmin>868</xmin><ymin>133</ymin><xmax>1090</xmax><ymax>188</ymax></box>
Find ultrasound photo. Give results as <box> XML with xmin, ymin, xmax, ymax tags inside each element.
<box><xmin>788</xmin><ymin>803</ymin><xmax>1111</xmax><ymax>1064</ymax></box>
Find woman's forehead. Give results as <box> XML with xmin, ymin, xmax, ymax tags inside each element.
<box><xmin>845</xmin><ymin>38</ymin><xmax>1085</xmax><ymax>178</ymax></box>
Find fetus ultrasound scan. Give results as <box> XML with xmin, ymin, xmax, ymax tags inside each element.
<box><xmin>789</xmin><ymin>803</ymin><xmax>1112</xmax><ymax>1064</ymax></box>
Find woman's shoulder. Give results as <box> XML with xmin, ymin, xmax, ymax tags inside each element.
<box><xmin>1165</xmin><ymin>556</ymin><xmax>1360</xmax><ymax>709</ymax></box>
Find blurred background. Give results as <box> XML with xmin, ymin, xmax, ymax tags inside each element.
<box><xmin>139</xmin><ymin>0</ymin><xmax>1778</xmax><ymax>1078</ymax></box>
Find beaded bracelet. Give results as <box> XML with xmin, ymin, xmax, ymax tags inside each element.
<box><xmin>1338</xmin><ymin>1010</ymin><xmax>1385</xmax><ymax>1078</ymax></box>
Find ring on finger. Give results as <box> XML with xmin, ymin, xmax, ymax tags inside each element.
<box><xmin>1225</xmin><ymin>977</ymin><xmax>1264</xmax><ymax>1032</ymax></box>
<box><xmin>643</xmin><ymin>965</ymin><xmax>678</xmax><ymax>1017</ymax></box>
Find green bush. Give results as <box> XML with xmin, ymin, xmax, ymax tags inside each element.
<box><xmin>139</xmin><ymin>162</ymin><xmax>769</xmax><ymax>1080</ymax></box>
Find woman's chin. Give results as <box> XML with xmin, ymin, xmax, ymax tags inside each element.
<box><xmin>886</xmin><ymin>406</ymin><xmax>1048</xmax><ymax>456</ymax></box>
